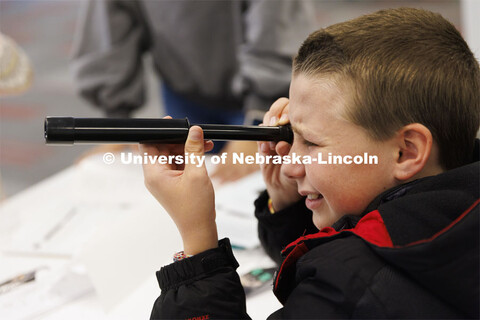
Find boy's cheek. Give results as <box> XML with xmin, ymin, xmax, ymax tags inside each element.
<box><xmin>311</xmin><ymin>204</ymin><xmax>344</xmax><ymax>230</ymax></box>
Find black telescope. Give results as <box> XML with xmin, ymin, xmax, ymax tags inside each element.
<box><xmin>44</xmin><ymin>117</ymin><xmax>293</xmax><ymax>145</ymax></box>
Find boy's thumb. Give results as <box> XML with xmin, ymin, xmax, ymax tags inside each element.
<box><xmin>184</xmin><ymin>126</ymin><xmax>205</xmax><ymax>169</ymax></box>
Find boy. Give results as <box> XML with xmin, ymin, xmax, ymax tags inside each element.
<box><xmin>141</xmin><ymin>8</ymin><xmax>479</xmax><ymax>319</ymax></box>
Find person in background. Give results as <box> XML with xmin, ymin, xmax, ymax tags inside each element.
<box><xmin>0</xmin><ymin>33</ymin><xmax>33</xmax><ymax>200</ymax></box>
<box><xmin>0</xmin><ymin>33</ymin><xmax>33</xmax><ymax>96</ymax></box>
<box><xmin>70</xmin><ymin>0</ymin><xmax>316</xmax><ymax>183</ymax></box>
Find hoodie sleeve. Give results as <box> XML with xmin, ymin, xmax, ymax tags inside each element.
<box><xmin>235</xmin><ymin>0</ymin><xmax>317</xmax><ymax>115</ymax></box>
<box><xmin>70</xmin><ymin>0</ymin><xmax>151</xmax><ymax>117</ymax></box>
<box><xmin>150</xmin><ymin>238</ymin><xmax>251</xmax><ymax>320</ymax></box>
<box><xmin>255</xmin><ymin>190</ymin><xmax>317</xmax><ymax>265</ymax></box>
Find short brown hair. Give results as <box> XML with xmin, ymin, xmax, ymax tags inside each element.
<box><xmin>293</xmin><ymin>8</ymin><xmax>479</xmax><ymax>170</ymax></box>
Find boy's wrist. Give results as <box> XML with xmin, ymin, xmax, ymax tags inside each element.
<box><xmin>268</xmin><ymin>192</ymin><xmax>300</xmax><ymax>212</ymax></box>
<box><xmin>158</xmin><ymin>238</ymin><xmax>239</xmax><ymax>291</ymax></box>
<box><xmin>181</xmin><ymin>222</ymin><xmax>218</xmax><ymax>255</ymax></box>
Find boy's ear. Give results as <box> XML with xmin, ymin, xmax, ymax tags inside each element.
<box><xmin>393</xmin><ymin>123</ymin><xmax>433</xmax><ymax>182</ymax></box>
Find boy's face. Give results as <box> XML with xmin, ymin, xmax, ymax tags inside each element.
<box><xmin>284</xmin><ymin>74</ymin><xmax>399</xmax><ymax>229</ymax></box>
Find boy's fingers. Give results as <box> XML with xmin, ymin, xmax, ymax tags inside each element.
<box><xmin>185</xmin><ymin>126</ymin><xmax>204</xmax><ymax>153</ymax></box>
<box><xmin>139</xmin><ymin>143</ymin><xmax>175</xmax><ymax>173</ymax></box>
<box><xmin>258</xmin><ymin>140</ymin><xmax>269</xmax><ymax>154</ymax></box>
<box><xmin>264</xmin><ymin>98</ymin><xmax>289</xmax><ymax>126</ymax></box>
<box><xmin>139</xmin><ymin>144</ymin><xmax>160</xmax><ymax>183</ymax></box>
<box><xmin>276</xmin><ymin>141</ymin><xmax>292</xmax><ymax>156</ymax></box>
<box><xmin>184</xmin><ymin>126</ymin><xmax>207</xmax><ymax>172</ymax></box>
<box><xmin>139</xmin><ymin>143</ymin><xmax>156</xmax><ymax>155</ymax></box>
<box><xmin>205</xmin><ymin>140</ymin><xmax>214</xmax><ymax>153</ymax></box>
<box><xmin>262</xmin><ymin>111</ymin><xmax>271</xmax><ymax>127</ymax></box>
<box><xmin>270</xmin><ymin>97</ymin><xmax>289</xmax><ymax>114</ymax></box>
<box><xmin>278</xmin><ymin>104</ymin><xmax>290</xmax><ymax>125</ymax></box>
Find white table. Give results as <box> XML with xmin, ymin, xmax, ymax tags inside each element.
<box><xmin>0</xmin><ymin>153</ymin><xmax>281</xmax><ymax>319</ymax></box>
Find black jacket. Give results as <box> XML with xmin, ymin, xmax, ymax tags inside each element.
<box><xmin>151</xmin><ymin>150</ymin><xmax>479</xmax><ymax>319</ymax></box>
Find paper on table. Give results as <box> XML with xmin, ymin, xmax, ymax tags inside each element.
<box><xmin>77</xmin><ymin>200</ymin><xmax>181</xmax><ymax>311</ymax></box>
<box><xmin>0</xmin><ymin>166</ymin><xmax>78</xmax><ymax>254</ymax></box>
<box><xmin>0</xmin><ymin>263</ymin><xmax>93</xmax><ymax>320</ymax></box>
<box><xmin>1</xmin><ymin>151</ymin><xmax>268</xmax><ymax>314</ymax></box>
<box><xmin>214</xmin><ymin>170</ymin><xmax>265</xmax><ymax>249</ymax></box>
<box><xmin>1</xmin><ymin>154</ymin><xmax>152</xmax><ymax>257</ymax></box>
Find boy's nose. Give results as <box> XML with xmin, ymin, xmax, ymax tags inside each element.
<box><xmin>282</xmin><ymin>143</ymin><xmax>306</xmax><ymax>179</ymax></box>
<box><xmin>282</xmin><ymin>161</ymin><xmax>306</xmax><ymax>179</ymax></box>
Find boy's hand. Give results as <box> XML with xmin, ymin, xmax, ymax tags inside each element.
<box><xmin>258</xmin><ymin>98</ymin><xmax>302</xmax><ymax>211</ymax></box>
<box><xmin>140</xmin><ymin>121</ymin><xmax>218</xmax><ymax>255</ymax></box>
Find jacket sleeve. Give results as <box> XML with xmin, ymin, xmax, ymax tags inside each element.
<box><xmin>255</xmin><ymin>190</ymin><xmax>317</xmax><ymax>265</ymax></box>
<box><xmin>150</xmin><ymin>238</ymin><xmax>251</xmax><ymax>320</ymax></box>
<box><xmin>70</xmin><ymin>0</ymin><xmax>151</xmax><ymax>117</ymax></box>
<box><xmin>235</xmin><ymin>0</ymin><xmax>317</xmax><ymax>114</ymax></box>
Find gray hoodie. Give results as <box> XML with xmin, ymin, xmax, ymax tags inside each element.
<box><xmin>71</xmin><ymin>0</ymin><xmax>317</xmax><ymax>118</ymax></box>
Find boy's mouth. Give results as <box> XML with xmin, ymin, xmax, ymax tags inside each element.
<box><xmin>302</xmin><ymin>192</ymin><xmax>324</xmax><ymax>210</ymax></box>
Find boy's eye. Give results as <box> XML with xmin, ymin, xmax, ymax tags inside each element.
<box><xmin>293</xmin><ymin>132</ymin><xmax>319</xmax><ymax>148</ymax></box>
<box><xmin>303</xmin><ymin>139</ymin><xmax>318</xmax><ymax>147</ymax></box>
